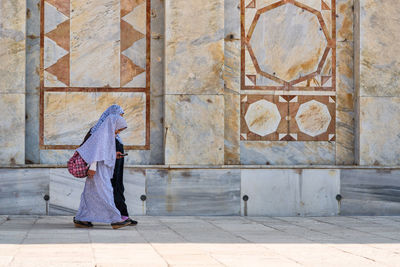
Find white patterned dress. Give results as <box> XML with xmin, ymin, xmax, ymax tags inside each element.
<box><xmin>75</xmin><ymin>161</ymin><xmax>122</xmax><ymax>223</ymax></box>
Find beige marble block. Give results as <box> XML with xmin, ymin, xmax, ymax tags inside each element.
<box><xmin>0</xmin><ymin>0</ymin><xmax>26</xmax><ymax>94</ymax></box>
<box><xmin>335</xmin><ymin>0</ymin><xmax>355</xmax><ymax>165</ymax></box>
<box><xmin>70</xmin><ymin>0</ymin><xmax>120</xmax><ymax>87</ymax></box>
<box><xmin>165</xmin><ymin>95</ymin><xmax>224</xmax><ymax>165</ymax></box>
<box><xmin>165</xmin><ymin>0</ymin><xmax>224</xmax><ymax>94</ymax></box>
<box><xmin>360</xmin><ymin>97</ymin><xmax>400</xmax><ymax>166</ymax></box>
<box><xmin>0</xmin><ymin>94</ymin><xmax>25</xmax><ymax>164</ymax></box>
<box><xmin>43</xmin><ymin>92</ymin><xmax>146</xmax><ymax>146</ymax></box>
<box><xmin>240</xmin><ymin>141</ymin><xmax>335</xmax><ymax>165</ymax></box>
<box><xmin>360</xmin><ymin>0</ymin><xmax>400</xmax><ymax>96</ymax></box>
<box><xmin>224</xmin><ymin>94</ymin><xmax>240</xmax><ymax>164</ymax></box>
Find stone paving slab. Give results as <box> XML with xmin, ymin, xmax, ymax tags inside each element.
<box><xmin>0</xmin><ymin>216</ymin><xmax>400</xmax><ymax>266</ymax></box>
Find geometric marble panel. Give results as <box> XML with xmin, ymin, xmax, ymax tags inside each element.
<box><xmin>240</xmin><ymin>95</ymin><xmax>288</xmax><ymax>141</ymax></box>
<box><xmin>43</xmin><ymin>92</ymin><xmax>146</xmax><ymax>148</ymax></box>
<box><xmin>289</xmin><ymin>95</ymin><xmax>336</xmax><ymax>141</ymax></box>
<box><xmin>241</xmin><ymin>0</ymin><xmax>336</xmax><ymax>91</ymax></box>
<box><xmin>240</xmin><ymin>0</ymin><xmax>336</xmax><ymax>145</ymax></box>
<box><xmin>40</xmin><ymin>0</ymin><xmax>151</xmax><ymax>150</ymax></box>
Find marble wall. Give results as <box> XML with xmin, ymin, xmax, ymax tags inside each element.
<box><xmin>2</xmin><ymin>0</ymin><xmax>400</xmax><ymax>167</ymax></box>
<box><xmin>222</xmin><ymin>0</ymin><xmax>356</xmax><ymax>166</ymax></box>
<box><xmin>3</xmin><ymin>166</ymin><xmax>399</xmax><ymax>216</ymax></box>
<box><xmin>358</xmin><ymin>0</ymin><xmax>400</xmax><ymax>166</ymax></box>
<box><xmin>0</xmin><ymin>0</ymin><xmax>26</xmax><ymax>164</ymax></box>
<box><xmin>164</xmin><ymin>0</ymin><xmax>225</xmax><ymax>165</ymax></box>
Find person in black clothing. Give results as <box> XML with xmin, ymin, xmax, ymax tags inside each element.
<box><xmin>81</xmin><ymin>105</ymin><xmax>137</xmax><ymax>226</ymax></box>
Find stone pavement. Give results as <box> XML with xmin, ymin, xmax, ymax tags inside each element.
<box><xmin>1</xmin><ymin>216</ymin><xmax>400</xmax><ymax>267</ymax></box>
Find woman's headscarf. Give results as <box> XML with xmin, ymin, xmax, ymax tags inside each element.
<box><xmin>77</xmin><ymin>114</ymin><xmax>128</xmax><ymax>168</ymax></box>
<box><xmin>91</xmin><ymin>105</ymin><xmax>125</xmax><ymax>144</ymax></box>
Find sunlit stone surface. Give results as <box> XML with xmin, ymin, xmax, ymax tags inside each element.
<box><xmin>245</xmin><ymin>100</ymin><xmax>281</xmax><ymax>136</ymax></box>
<box><xmin>249</xmin><ymin>3</ymin><xmax>327</xmax><ymax>82</ymax></box>
<box><xmin>295</xmin><ymin>100</ymin><xmax>331</xmax><ymax>137</ymax></box>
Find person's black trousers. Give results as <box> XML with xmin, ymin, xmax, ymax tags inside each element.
<box><xmin>111</xmin><ymin>139</ymin><xmax>129</xmax><ymax>217</ymax></box>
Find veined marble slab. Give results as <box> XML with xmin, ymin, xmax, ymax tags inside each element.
<box><xmin>0</xmin><ymin>0</ymin><xmax>26</xmax><ymax>94</ymax></box>
<box><xmin>70</xmin><ymin>0</ymin><xmax>120</xmax><ymax>87</ymax></box>
<box><xmin>165</xmin><ymin>0</ymin><xmax>224</xmax><ymax>94</ymax></box>
<box><xmin>241</xmin><ymin>169</ymin><xmax>300</xmax><ymax>216</ymax></box>
<box><xmin>224</xmin><ymin>94</ymin><xmax>240</xmax><ymax>164</ymax></box>
<box><xmin>240</xmin><ymin>141</ymin><xmax>335</xmax><ymax>165</ymax></box>
<box><xmin>360</xmin><ymin>97</ymin><xmax>400</xmax><ymax>166</ymax></box>
<box><xmin>49</xmin><ymin>168</ymin><xmax>84</xmax><ymax>215</ymax></box>
<box><xmin>341</xmin><ymin>169</ymin><xmax>400</xmax><ymax>215</ymax></box>
<box><xmin>0</xmin><ymin>169</ymin><xmax>49</xmax><ymax>215</ymax></box>
<box><xmin>299</xmin><ymin>169</ymin><xmax>340</xmax><ymax>216</ymax></box>
<box><xmin>241</xmin><ymin>169</ymin><xmax>340</xmax><ymax>216</ymax></box>
<box><xmin>43</xmin><ymin>92</ymin><xmax>146</xmax><ymax>146</ymax></box>
<box><xmin>0</xmin><ymin>94</ymin><xmax>25</xmax><ymax>165</ymax></box>
<box><xmin>165</xmin><ymin>95</ymin><xmax>224</xmax><ymax>165</ymax></box>
<box><xmin>146</xmin><ymin>169</ymin><xmax>240</xmax><ymax>215</ymax></box>
<box><xmin>49</xmin><ymin>168</ymin><xmax>146</xmax><ymax>216</ymax></box>
<box><xmin>124</xmin><ymin>168</ymin><xmax>146</xmax><ymax>216</ymax></box>
<box><xmin>360</xmin><ymin>0</ymin><xmax>400</xmax><ymax>97</ymax></box>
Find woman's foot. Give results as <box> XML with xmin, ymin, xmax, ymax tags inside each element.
<box><xmin>121</xmin><ymin>216</ymin><xmax>138</xmax><ymax>226</ymax></box>
<box><xmin>111</xmin><ymin>219</ymin><xmax>131</xmax><ymax>229</ymax></box>
<box><xmin>73</xmin><ymin>217</ymin><xmax>93</xmax><ymax>228</ymax></box>
<box><xmin>127</xmin><ymin>218</ymin><xmax>138</xmax><ymax>226</ymax></box>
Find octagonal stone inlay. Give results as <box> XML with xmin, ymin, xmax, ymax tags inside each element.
<box><xmin>295</xmin><ymin>100</ymin><xmax>331</xmax><ymax>137</ymax></box>
<box><xmin>250</xmin><ymin>4</ymin><xmax>327</xmax><ymax>82</ymax></box>
<box><xmin>245</xmin><ymin>100</ymin><xmax>281</xmax><ymax>136</ymax></box>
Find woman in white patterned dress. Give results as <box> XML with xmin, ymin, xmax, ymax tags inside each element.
<box><xmin>73</xmin><ymin>114</ymin><xmax>131</xmax><ymax>229</ymax></box>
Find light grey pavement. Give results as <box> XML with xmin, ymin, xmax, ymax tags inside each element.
<box><xmin>1</xmin><ymin>216</ymin><xmax>400</xmax><ymax>267</ymax></box>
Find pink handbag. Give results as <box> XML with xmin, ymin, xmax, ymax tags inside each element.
<box><xmin>67</xmin><ymin>151</ymin><xmax>89</xmax><ymax>178</ymax></box>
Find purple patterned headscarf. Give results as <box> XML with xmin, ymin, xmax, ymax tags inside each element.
<box><xmin>78</xmin><ymin>115</ymin><xmax>127</xmax><ymax>168</ymax></box>
<box><xmin>91</xmin><ymin>105</ymin><xmax>125</xmax><ymax>143</ymax></box>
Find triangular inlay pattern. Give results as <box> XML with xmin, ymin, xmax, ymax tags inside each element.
<box><xmin>246</xmin><ymin>0</ymin><xmax>256</xmax><ymax>8</ymax></box>
<box><xmin>121</xmin><ymin>0</ymin><xmax>145</xmax><ymax>17</ymax></box>
<box><xmin>121</xmin><ymin>54</ymin><xmax>145</xmax><ymax>86</ymax></box>
<box><xmin>45</xmin><ymin>54</ymin><xmax>70</xmax><ymax>86</ymax></box>
<box><xmin>45</xmin><ymin>20</ymin><xmax>70</xmax><ymax>51</ymax></box>
<box><xmin>121</xmin><ymin>20</ymin><xmax>145</xmax><ymax>52</ymax></box>
<box><xmin>46</xmin><ymin>0</ymin><xmax>70</xmax><ymax>17</ymax></box>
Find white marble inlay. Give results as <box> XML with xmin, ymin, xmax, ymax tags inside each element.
<box><xmin>122</xmin><ymin>38</ymin><xmax>146</xmax><ymax>69</ymax></box>
<box><xmin>44</xmin><ymin>2</ymin><xmax>68</xmax><ymax>34</ymax></box>
<box><xmin>245</xmin><ymin>100</ymin><xmax>281</xmax><ymax>136</ymax></box>
<box><xmin>123</xmin><ymin>72</ymin><xmax>146</xmax><ymax>88</ymax></box>
<box><xmin>44</xmin><ymin>70</ymin><xmax>67</xmax><ymax>87</ymax></box>
<box><xmin>295</xmin><ymin>100</ymin><xmax>331</xmax><ymax>137</ymax></box>
<box><xmin>70</xmin><ymin>0</ymin><xmax>120</xmax><ymax>87</ymax></box>
<box><xmin>44</xmin><ymin>37</ymin><xmax>68</xmax><ymax>69</ymax></box>
<box><xmin>122</xmin><ymin>2</ymin><xmax>146</xmax><ymax>34</ymax></box>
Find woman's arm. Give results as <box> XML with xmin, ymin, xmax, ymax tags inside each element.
<box><xmin>88</xmin><ymin>162</ymin><xmax>97</xmax><ymax>178</ymax></box>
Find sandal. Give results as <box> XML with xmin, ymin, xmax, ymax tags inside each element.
<box><xmin>73</xmin><ymin>217</ymin><xmax>93</xmax><ymax>228</ymax></box>
<box><xmin>127</xmin><ymin>218</ymin><xmax>138</xmax><ymax>226</ymax></box>
<box><xmin>111</xmin><ymin>219</ymin><xmax>131</xmax><ymax>229</ymax></box>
